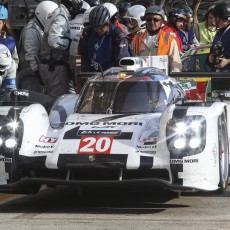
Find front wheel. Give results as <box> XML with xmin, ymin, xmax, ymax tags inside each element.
<box><xmin>217</xmin><ymin>113</ymin><xmax>229</xmax><ymax>193</ymax></box>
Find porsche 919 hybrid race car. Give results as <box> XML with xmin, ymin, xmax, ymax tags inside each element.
<box><xmin>0</xmin><ymin>57</ymin><xmax>229</xmax><ymax>195</ymax></box>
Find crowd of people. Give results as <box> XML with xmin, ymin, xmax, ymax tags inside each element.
<box><xmin>0</xmin><ymin>0</ymin><xmax>229</xmax><ymax>101</ymax></box>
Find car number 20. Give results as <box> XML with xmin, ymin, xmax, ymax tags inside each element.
<box><xmin>78</xmin><ymin>136</ymin><xmax>113</xmax><ymax>154</ymax></box>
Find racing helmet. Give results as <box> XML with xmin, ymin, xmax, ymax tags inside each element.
<box><xmin>123</xmin><ymin>5</ymin><xmax>146</xmax><ymax>33</ymax></box>
<box><xmin>82</xmin><ymin>6</ymin><xmax>96</xmax><ymax>26</ymax></box>
<box><xmin>118</xmin><ymin>2</ymin><xmax>131</xmax><ymax>14</ymax></box>
<box><xmin>103</xmin><ymin>2</ymin><xmax>118</xmax><ymax>23</ymax></box>
<box><xmin>0</xmin><ymin>44</ymin><xmax>11</xmax><ymax>76</ymax></box>
<box><xmin>89</xmin><ymin>5</ymin><xmax>110</xmax><ymax>28</ymax></box>
<box><xmin>0</xmin><ymin>5</ymin><xmax>8</xmax><ymax>20</ymax></box>
<box><xmin>213</xmin><ymin>3</ymin><xmax>230</xmax><ymax>21</ymax></box>
<box><xmin>61</xmin><ymin>0</ymin><xmax>84</xmax><ymax>19</ymax></box>
<box><xmin>141</xmin><ymin>5</ymin><xmax>166</xmax><ymax>21</ymax></box>
<box><xmin>35</xmin><ymin>1</ymin><xmax>58</xmax><ymax>27</ymax></box>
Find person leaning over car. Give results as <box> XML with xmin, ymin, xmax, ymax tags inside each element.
<box><xmin>207</xmin><ymin>3</ymin><xmax>230</xmax><ymax>90</ymax></box>
<box><xmin>39</xmin><ymin>0</ymin><xmax>83</xmax><ymax>99</ymax></box>
<box><xmin>131</xmin><ymin>5</ymin><xmax>182</xmax><ymax>72</ymax></box>
<box><xmin>78</xmin><ymin>5</ymin><xmax>130</xmax><ymax>72</ymax></box>
<box><xmin>17</xmin><ymin>1</ymin><xmax>58</xmax><ymax>92</ymax></box>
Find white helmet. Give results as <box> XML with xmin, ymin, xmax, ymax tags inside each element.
<box><xmin>0</xmin><ymin>44</ymin><xmax>11</xmax><ymax>74</ymax></box>
<box><xmin>82</xmin><ymin>1</ymin><xmax>90</xmax><ymax>11</ymax></box>
<box><xmin>123</xmin><ymin>5</ymin><xmax>146</xmax><ymax>33</ymax></box>
<box><xmin>82</xmin><ymin>6</ymin><xmax>96</xmax><ymax>26</ymax></box>
<box><xmin>35</xmin><ymin>1</ymin><xmax>58</xmax><ymax>27</ymax></box>
<box><xmin>103</xmin><ymin>2</ymin><xmax>118</xmax><ymax>18</ymax></box>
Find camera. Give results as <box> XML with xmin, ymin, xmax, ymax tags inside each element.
<box><xmin>213</xmin><ymin>41</ymin><xmax>224</xmax><ymax>65</ymax></box>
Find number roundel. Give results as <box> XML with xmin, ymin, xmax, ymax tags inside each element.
<box><xmin>78</xmin><ymin>136</ymin><xmax>113</xmax><ymax>154</ymax></box>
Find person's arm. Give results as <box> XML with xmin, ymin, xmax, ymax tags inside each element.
<box><xmin>24</xmin><ymin>28</ymin><xmax>42</xmax><ymax>72</ymax></box>
<box><xmin>48</xmin><ymin>15</ymin><xmax>70</xmax><ymax>50</ymax></box>
<box><xmin>112</xmin><ymin>27</ymin><xmax>131</xmax><ymax>66</ymax></box>
<box><xmin>168</xmin><ymin>38</ymin><xmax>182</xmax><ymax>72</ymax></box>
<box><xmin>5</xmin><ymin>60</ymin><xmax>16</xmax><ymax>89</ymax></box>
<box><xmin>214</xmin><ymin>58</ymin><xmax>230</xmax><ymax>69</ymax></box>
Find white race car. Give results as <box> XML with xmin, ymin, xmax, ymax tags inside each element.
<box><xmin>0</xmin><ymin>57</ymin><xmax>229</xmax><ymax>194</ymax></box>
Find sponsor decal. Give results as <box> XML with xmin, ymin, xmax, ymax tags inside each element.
<box><xmin>136</xmin><ymin>151</ymin><xmax>156</xmax><ymax>154</ymax></box>
<box><xmin>143</xmin><ymin>137</ymin><xmax>158</xmax><ymax>145</ymax></box>
<box><xmin>78</xmin><ymin>136</ymin><xmax>113</xmax><ymax>154</ymax></box>
<box><xmin>0</xmin><ymin>158</ymin><xmax>12</xmax><ymax>163</ymax></box>
<box><xmin>34</xmin><ymin>151</ymin><xmax>53</xmax><ymax>154</ymax></box>
<box><xmin>35</xmin><ymin>145</ymin><xmax>54</xmax><ymax>148</ymax></box>
<box><xmin>91</xmin><ymin>126</ymin><xmax>118</xmax><ymax>128</ymax></box>
<box><xmin>39</xmin><ymin>135</ymin><xmax>58</xmax><ymax>143</ymax></box>
<box><xmin>170</xmin><ymin>159</ymin><xmax>199</xmax><ymax>164</ymax></box>
<box><xmin>212</xmin><ymin>144</ymin><xmax>217</xmax><ymax>167</ymax></box>
<box><xmin>66</xmin><ymin>121</ymin><xmax>143</xmax><ymax>126</ymax></box>
<box><xmin>137</xmin><ymin>145</ymin><xmax>157</xmax><ymax>149</ymax></box>
<box><xmin>78</xmin><ymin>130</ymin><xmax>121</xmax><ymax>136</ymax></box>
<box><xmin>14</xmin><ymin>91</ymin><xmax>29</xmax><ymax>97</ymax></box>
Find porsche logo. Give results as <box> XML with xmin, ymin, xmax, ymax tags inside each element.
<box><xmin>89</xmin><ymin>155</ymin><xmax>96</xmax><ymax>162</ymax></box>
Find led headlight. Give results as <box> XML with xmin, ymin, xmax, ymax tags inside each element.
<box><xmin>0</xmin><ymin>117</ymin><xmax>23</xmax><ymax>154</ymax></box>
<box><xmin>0</xmin><ymin>137</ymin><xmax>3</xmax><ymax>146</ymax></box>
<box><xmin>166</xmin><ymin>115</ymin><xmax>206</xmax><ymax>156</ymax></box>
<box><xmin>5</xmin><ymin>137</ymin><xmax>18</xmax><ymax>149</ymax></box>
<box><xmin>6</xmin><ymin>121</ymin><xmax>19</xmax><ymax>132</ymax></box>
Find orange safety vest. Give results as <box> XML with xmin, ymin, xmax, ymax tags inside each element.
<box><xmin>132</xmin><ymin>29</ymin><xmax>174</xmax><ymax>56</ymax></box>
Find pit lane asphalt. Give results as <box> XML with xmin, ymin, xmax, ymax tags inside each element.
<box><xmin>0</xmin><ymin>184</ymin><xmax>229</xmax><ymax>230</ymax></box>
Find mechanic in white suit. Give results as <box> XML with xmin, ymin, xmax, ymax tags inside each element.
<box><xmin>17</xmin><ymin>1</ymin><xmax>58</xmax><ymax>92</ymax></box>
<box><xmin>0</xmin><ymin>44</ymin><xmax>16</xmax><ymax>89</ymax></box>
<box><xmin>39</xmin><ymin>0</ymin><xmax>83</xmax><ymax>99</ymax></box>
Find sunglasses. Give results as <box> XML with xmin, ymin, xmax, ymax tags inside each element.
<box><xmin>146</xmin><ymin>17</ymin><xmax>162</xmax><ymax>23</ymax></box>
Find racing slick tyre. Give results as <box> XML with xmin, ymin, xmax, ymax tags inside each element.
<box><xmin>217</xmin><ymin>113</ymin><xmax>229</xmax><ymax>193</ymax></box>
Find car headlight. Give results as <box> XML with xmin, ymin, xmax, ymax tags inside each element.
<box><xmin>166</xmin><ymin>115</ymin><xmax>206</xmax><ymax>156</ymax></box>
<box><xmin>0</xmin><ymin>118</ymin><xmax>23</xmax><ymax>153</ymax></box>
<box><xmin>5</xmin><ymin>137</ymin><xmax>18</xmax><ymax>149</ymax></box>
<box><xmin>6</xmin><ymin>121</ymin><xmax>19</xmax><ymax>132</ymax></box>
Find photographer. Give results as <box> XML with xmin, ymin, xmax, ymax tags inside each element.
<box><xmin>207</xmin><ymin>3</ymin><xmax>230</xmax><ymax>90</ymax></box>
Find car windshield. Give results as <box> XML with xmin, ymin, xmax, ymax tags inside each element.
<box><xmin>76</xmin><ymin>80</ymin><xmax>167</xmax><ymax>114</ymax></box>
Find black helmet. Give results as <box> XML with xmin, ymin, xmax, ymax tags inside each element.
<box><xmin>89</xmin><ymin>5</ymin><xmax>110</xmax><ymax>28</ymax></box>
<box><xmin>213</xmin><ymin>3</ymin><xmax>230</xmax><ymax>21</ymax></box>
<box><xmin>90</xmin><ymin>0</ymin><xmax>100</xmax><ymax>7</ymax></box>
<box><xmin>141</xmin><ymin>5</ymin><xmax>166</xmax><ymax>21</ymax></box>
<box><xmin>168</xmin><ymin>8</ymin><xmax>188</xmax><ymax>22</ymax></box>
<box><xmin>180</xmin><ymin>6</ymin><xmax>193</xmax><ymax>21</ymax></box>
<box><xmin>61</xmin><ymin>0</ymin><xmax>83</xmax><ymax>19</ymax></box>
<box><xmin>119</xmin><ymin>2</ymin><xmax>131</xmax><ymax>14</ymax></box>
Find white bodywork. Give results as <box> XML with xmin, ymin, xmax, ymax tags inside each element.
<box><xmin>14</xmin><ymin>99</ymin><xmax>227</xmax><ymax>191</ymax></box>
